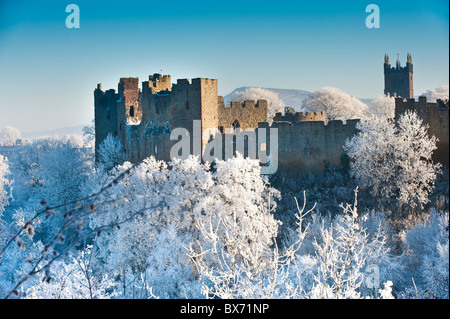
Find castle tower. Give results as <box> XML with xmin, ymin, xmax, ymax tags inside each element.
<box><xmin>384</xmin><ymin>53</ymin><xmax>414</xmax><ymax>99</ymax></box>
<box><xmin>94</xmin><ymin>83</ymin><xmax>119</xmax><ymax>161</ymax></box>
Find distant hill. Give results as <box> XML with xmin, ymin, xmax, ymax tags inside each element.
<box><xmin>224</xmin><ymin>87</ymin><xmax>373</xmax><ymax>111</ymax></box>
<box><xmin>21</xmin><ymin>125</ymin><xmax>87</xmax><ymax>141</ymax></box>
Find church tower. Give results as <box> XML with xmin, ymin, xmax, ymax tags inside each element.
<box><xmin>384</xmin><ymin>53</ymin><xmax>414</xmax><ymax>99</ymax></box>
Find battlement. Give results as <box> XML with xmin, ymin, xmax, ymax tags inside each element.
<box><xmin>225</xmin><ymin>100</ymin><xmax>268</xmax><ymax>109</ymax></box>
<box><xmin>384</xmin><ymin>64</ymin><xmax>412</xmax><ymax>73</ymax></box>
<box><xmin>119</xmin><ymin>77</ymin><xmax>139</xmax><ymax>92</ymax></box>
<box><xmin>145</xmin><ymin>73</ymin><xmax>171</xmax><ymax>94</ymax></box>
<box><xmin>260</xmin><ymin>118</ymin><xmax>357</xmax><ymax>130</ymax></box>
<box><xmin>273</xmin><ymin>111</ymin><xmax>326</xmax><ymax>123</ymax></box>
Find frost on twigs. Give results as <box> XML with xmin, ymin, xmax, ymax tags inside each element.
<box><xmin>0</xmin><ymin>162</ymin><xmax>136</xmax><ymax>299</ymax></box>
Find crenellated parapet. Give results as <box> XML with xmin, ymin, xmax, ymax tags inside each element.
<box><xmin>273</xmin><ymin>111</ymin><xmax>326</xmax><ymax>123</ymax></box>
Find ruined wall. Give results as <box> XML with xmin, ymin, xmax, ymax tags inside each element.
<box><xmin>98</xmin><ymin>73</ymin><xmax>450</xmax><ymax>177</ymax></box>
<box><xmin>94</xmin><ymin>73</ymin><xmax>356</xmax><ymax>174</ymax></box>
<box><xmin>395</xmin><ymin>96</ymin><xmax>449</xmax><ymax>167</ymax></box>
<box><xmin>94</xmin><ymin>85</ymin><xmax>119</xmax><ymax>160</ymax></box>
<box><xmin>262</xmin><ymin>120</ymin><xmax>358</xmax><ymax>175</ymax></box>
<box><xmin>218</xmin><ymin>98</ymin><xmax>268</xmax><ymax>131</ymax></box>
<box><xmin>126</xmin><ymin>77</ymin><xmax>220</xmax><ymax>163</ymax></box>
<box><xmin>199</xmin><ymin>78</ymin><xmax>219</xmax><ymax>151</ymax></box>
<box><xmin>427</xmin><ymin>100</ymin><xmax>449</xmax><ymax>167</ymax></box>
<box><xmin>147</xmin><ymin>74</ymin><xmax>171</xmax><ymax>93</ymax></box>
<box><xmin>273</xmin><ymin>111</ymin><xmax>326</xmax><ymax>123</ymax></box>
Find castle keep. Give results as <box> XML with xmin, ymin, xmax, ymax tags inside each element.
<box><xmin>94</xmin><ymin>56</ymin><xmax>449</xmax><ymax>175</ymax></box>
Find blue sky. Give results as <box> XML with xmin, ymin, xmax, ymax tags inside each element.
<box><xmin>0</xmin><ymin>0</ymin><xmax>448</xmax><ymax>132</ymax></box>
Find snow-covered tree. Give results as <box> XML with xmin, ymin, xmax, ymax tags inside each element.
<box><xmin>0</xmin><ymin>126</ymin><xmax>21</xmax><ymax>146</ymax></box>
<box><xmin>63</xmin><ymin>134</ymin><xmax>84</xmax><ymax>148</ymax></box>
<box><xmin>23</xmin><ymin>245</ymin><xmax>119</xmax><ymax>299</ymax></box>
<box><xmin>0</xmin><ymin>155</ymin><xmax>12</xmax><ymax>251</ymax></box>
<box><xmin>231</xmin><ymin>87</ymin><xmax>285</xmax><ymax>122</ymax></box>
<box><xmin>87</xmin><ymin>154</ymin><xmax>284</xmax><ymax>298</ymax></box>
<box><xmin>0</xmin><ymin>155</ymin><xmax>11</xmax><ymax>216</ymax></box>
<box><xmin>344</xmin><ymin>111</ymin><xmax>440</xmax><ymax>210</ymax></box>
<box><xmin>190</xmin><ymin>190</ymin><xmax>314</xmax><ymax>299</ymax></box>
<box><xmin>10</xmin><ymin>137</ymin><xmax>92</xmax><ymax>207</ymax></box>
<box><xmin>398</xmin><ymin>211</ymin><xmax>449</xmax><ymax>299</ymax></box>
<box><xmin>311</xmin><ymin>189</ymin><xmax>391</xmax><ymax>299</ymax></box>
<box><xmin>82</xmin><ymin>121</ymin><xmax>95</xmax><ymax>147</ymax></box>
<box><xmin>97</xmin><ymin>134</ymin><xmax>128</xmax><ymax>171</ymax></box>
<box><xmin>420</xmin><ymin>86</ymin><xmax>449</xmax><ymax>102</ymax></box>
<box><xmin>368</xmin><ymin>94</ymin><xmax>395</xmax><ymax>119</ymax></box>
<box><xmin>303</xmin><ymin>87</ymin><xmax>368</xmax><ymax>122</ymax></box>
<box><xmin>86</xmin><ymin>156</ymin><xmax>212</xmax><ymax>298</ymax></box>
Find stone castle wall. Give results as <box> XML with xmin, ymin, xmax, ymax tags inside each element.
<box><xmin>395</xmin><ymin>97</ymin><xmax>449</xmax><ymax>167</ymax></box>
<box><xmin>218</xmin><ymin>98</ymin><xmax>268</xmax><ymax>132</ymax></box>
<box><xmin>273</xmin><ymin>111</ymin><xmax>326</xmax><ymax>123</ymax></box>
<box><xmin>95</xmin><ymin>73</ymin><xmax>449</xmax><ymax>177</ymax></box>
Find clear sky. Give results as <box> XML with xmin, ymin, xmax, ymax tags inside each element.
<box><xmin>0</xmin><ymin>0</ymin><xmax>448</xmax><ymax>133</ymax></box>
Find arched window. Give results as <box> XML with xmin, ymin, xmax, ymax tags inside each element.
<box><xmin>232</xmin><ymin>120</ymin><xmax>240</xmax><ymax>132</ymax></box>
<box><xmin>129</xmin><ymin>105</ymin><xmax>135</xmax><ymax>117</ymax></box>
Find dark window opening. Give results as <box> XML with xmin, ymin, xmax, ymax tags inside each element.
<box><xmin>232</xmin><ymin>120</ymin><xmax>240</xmax><ymax>132</ymax></box>
<box><xmin>186</xmin><ymin>101</ymin><xmax>189</xmax><ymax>110</ymax></box>
<box><xmin>129</xmin><ymin>105</ymin><xmax>135</xmax><ymax>117</ymax></box>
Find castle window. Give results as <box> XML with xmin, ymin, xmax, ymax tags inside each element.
<box><xmin>154</xmin><ymin>145</ymin><xmax>158</xmax><ymax>154</ymax></box>
<box><xmin>106</xmin><ymin>107</ymin><xmax>111</xmax><ymax>120</ymax></box>
<box><xmin>186</xmin><ymin>101</ymin><xmax>189</xmax><ymax>110</ymax></box>
<box><xmin>218</xmin><ymin>126</ymin><xmax>224</xmax><ymax>134</ymax></box>
<box><xmin>232</xmin><ymin>120</ymin><xmax>240</xmax><ymax>132</ymax></box>
<box><xmin>129</xmin><ymin>105</ymin><xmax>135</xmax><ymax>117</ymax></box>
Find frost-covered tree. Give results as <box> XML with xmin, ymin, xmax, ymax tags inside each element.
<box><xmin>0</xmin><ymin>155</ymin><xmax>12</xmax><ymax>251</ymax></box>
<box><xmin>344</xmin><ymin>111</ymin><xmax>440</xmax><ymax>210</ymax></box>
<box><xmin>23</xmin><ymin>245</ymin><xmax>118</xmax><ymax>299</ymax></box>
<box><xmin>62</xmin><ymin>134</ymin><xmax>84</xmax><ymax>148</ymax></box>
<box><xmin>87</xmin><ymin>154</ymin><xmax>284</xmax><ymax>298</ymax></box>
<box><xmin>188</xmin><ymin>155</ymin><xmax>291</xmax><ymax>298</ymax></box>
<box><xmin>82</xmin><ymin>121</ymin><xmax>95</xmax><ymax>147</ymax></box>
<box><xmin>398</xmin><ymin>211</ymin><xmax>449</xmax><ymax>299</ymax></box>
<box><xmin>303</xmin><ymin>87</ymin><xmax>368</xmax><ymax>122</ymax></box>
<box><xmin>0</xmin><ymin>155</ymin><xmax>11</xmax><ymax>216</ymax></box>
<box><xmin>85</xmin><ymin>156</ymin><xmax>213</xmax><ymax>298</ymax></box>
<box><xmin>369</xmin><ymin>94</ymin><xmax>395</xmax><ymax>119</ymax></box>
<box><xmin>10</xmin><ymin>137</ymin><xmax>92</xmax><ymax>207</ymax></box>
<box><xmin>231</xmin><ymin>87</ymin><xmax>285</xmax><ymax>122</ymax></box>
<box><xmin>311</xmin><ymin>189</ymin><xmax>391</xmax><ymax>299</ymax></box>
<box><xmin>0</xmin><ymin>126</ymin><xmax>21</xmax><ymax>146</ymax></box>
<box><xmin>97</xmin><ymin>134</ymin><xmax>128</xmax><ymax>171</ymax></box>
<box><xmin>420</xmin><ymin>86</ymin><xmax>449</xmax><ymax>103</ymax></box>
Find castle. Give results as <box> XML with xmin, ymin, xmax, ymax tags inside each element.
<box><xmin>94</xmin><ymin>54</ymin><xmax>449</xmax><ymax>175</ymax></box>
